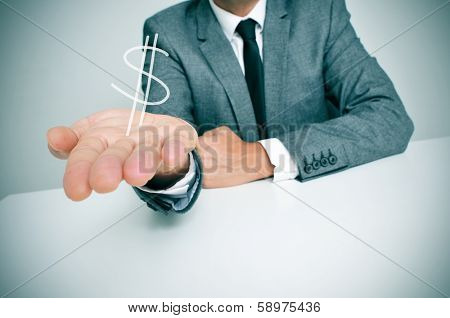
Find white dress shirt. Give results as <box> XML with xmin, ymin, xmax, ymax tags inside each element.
<box><xmin>140</xmin><ymin>0</ymin><xmax>299</xmax><ymax>199</ymax></box>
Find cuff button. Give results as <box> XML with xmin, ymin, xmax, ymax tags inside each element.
<box><xmin>312</xmin><ymin>160</ymin><xmax>320</xmax><ymax>170</ymax></box>
<box><xmin>312</xmin><ymin>154</ymin><xmax>320</xmax><ymax>170</ymax></box>
<box><xmin>304</xmin><ymin>165</ymin><xmax>313</xmax><ymax>174</ymax></box>
<box><xmin>329</xmin><ymin>155</ymin><xmax>337</xmax><ymax>165</ymax></box>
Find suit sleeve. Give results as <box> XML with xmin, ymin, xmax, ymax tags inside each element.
<box><xmin>133</xmin><ymin>17</ymin><xmax>203</xmax><ymax>214</ymax></box>
<box><xmin>277</xmin><ymin>0</ymin><xmax>414</xmax><ymax>181</ymax></box>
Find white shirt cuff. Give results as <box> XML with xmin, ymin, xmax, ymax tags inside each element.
<box><xmin>257</xmin><ymin>138</ymin><xmax>299</xmax><ymax>182</ymax></box>
<box><xmin>137</xmin><ymin>152</ymin><xmax>195</xmax><ymax>196</ymax></box>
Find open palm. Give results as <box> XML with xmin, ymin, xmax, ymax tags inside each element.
<box><xmin>47</xmin><ymin>109</ymin><xmax>197</xmax><ymax>201</ymax></box>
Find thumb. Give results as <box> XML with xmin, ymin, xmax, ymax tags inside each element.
<box><xmin>47</xmin><ymin>126</ymin><xmax>79</xmax><ymax>159</ymax></box>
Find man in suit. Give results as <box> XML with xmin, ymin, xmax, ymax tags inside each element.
<box><xmin>47</xmin><ymin>0</ymin><xmax>414</xmax><ymax>213</ymax></box>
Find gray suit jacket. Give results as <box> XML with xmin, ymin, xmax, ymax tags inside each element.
<box><xmin>134</xmin><ymin>0</ymin><xmax>414</xmax><ymax>213</ymax></box>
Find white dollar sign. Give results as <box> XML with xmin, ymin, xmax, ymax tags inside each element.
<box><xmin>111</xmin><ymin>34</ymin><xmax>171</xmax><ymax>136</ymax></box>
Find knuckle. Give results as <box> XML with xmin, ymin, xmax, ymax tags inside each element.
<box><xmin>202</xmin><ymin>129</ymin><xmax>215</xmax><ymax>137</ymax></box>
<box><xmin>217</xmin><ymin>126</ymin><xmax>231</xmax><ymax>134</ymax></box>
<box><xmin>198</xmin><ymin>137</ymin><xmax>212</xmax><ymax>147</ymax></box>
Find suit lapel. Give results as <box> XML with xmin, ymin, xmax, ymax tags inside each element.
<box><xmin>196</xmin><ymin>0</ymin><xmax>258</xmax><ymax>140</ymax></box>
<box><xmin>263</xmin><ymin>0</ymin><xmax>290</xmax><ymax>130</ymax></box>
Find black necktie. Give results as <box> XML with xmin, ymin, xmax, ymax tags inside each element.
<box><xmin>236</xmin><ymin>19</ymin><xmax>266</xmax><ymax>139</ymax></box>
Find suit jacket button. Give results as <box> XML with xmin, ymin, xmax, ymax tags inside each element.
<box><xmin>312</xmin><ymin>154</ymin><xmax>320</xmax><ymax>170</ymax></box>
<box><xmin>312</xmin><ymin>160</ymin><xmax>320</xmax><ymax>170</ymax></box>
<box><xmin>320</xmin><ymin>152</ymin><xmax>329</xmax><ymax>167</ymax></box>
<box><xmin>329</xmin><ymin>155</ymin><xmax>338</xmax><ymax>165</ymax></box>
<box><xmin>327</xmin><ymin>149</ymin><xmax>338</xmax><ymax>165</ymax></box>
<box><xmin>304</xmin><ymin>165</ymin><xmax>313</xmax><ymax>174</ymax></box>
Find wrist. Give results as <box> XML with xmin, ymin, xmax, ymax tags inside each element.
<box><xmin>246</xmin><ymin>142</ymin><xmax>274</xmax><ymax>180</ymax></box>
<box><xmin>146</xmin><ymin>154</ymin><xmax>190</xmax><ymax>190</ymax></box>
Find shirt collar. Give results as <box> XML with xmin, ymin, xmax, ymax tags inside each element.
<box><xmin>209</xmin><ymin>0</ymin><xmax>267</xmax><ymax>41</ymax></box>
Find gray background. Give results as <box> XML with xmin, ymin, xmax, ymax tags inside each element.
<box><xmin>0</xmin><ymin>0</ymin><xmax>449</xmax><ymax>199</ymax></box>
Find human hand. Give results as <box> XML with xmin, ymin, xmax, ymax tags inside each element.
<box><xmin>47</xmin><ymin>109</ymin><xmax>197</xmax><ymax>201</ymax></box>
<box><xmin>196</xmin><ymin>126</ymin><xmax>274</xmax><ymax>188</ymax></box>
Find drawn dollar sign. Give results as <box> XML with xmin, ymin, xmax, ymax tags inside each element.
<box><xmin>111</xmin><ymin>34</ymin><xmax>171</xmax><ymax>136</ymax></box>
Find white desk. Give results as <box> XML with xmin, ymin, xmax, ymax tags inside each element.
<box><xmin>0</xmin><ymin>137</ymin><xmax>449</xmax><ymax>297</ymax></box>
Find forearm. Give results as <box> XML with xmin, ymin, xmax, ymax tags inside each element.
<box><xmin>275</xmin><ymin>96</ymin><xmax>414</xmax><ymax>181</ymax></box>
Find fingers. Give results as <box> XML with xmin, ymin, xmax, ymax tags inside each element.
<box><xmin>202</xmin><ymin>126</ymin><xmax>231</xmax><ymax>138</ymax></box>
<box><xmin>47</xmin><ymin>126</ymin><xmax>79</xmax><ymax>159</ymax></box>
<box><xmin>123</xmin><ymin>139</ymin><xmax>162</xmax><ymax>187</ymax></box>
<box><xmin>208</xmin><ymin>126</ymin><xmax>230</xmax><ymax>134</ymax></box>
<box><xmin>51</xmin><ymin>110</ymin><xmax>200</xmax><ymax>200</ymax></box>
<box><xmin>89</xmin><ymin>139</ymin><xmax>135</xmax><ymax>193</ymax></box>
<box><xmin>47</xmin><ymin>116</ymin><xmax>91</xmax><ymax>159</ymax></box>
<box><xmin>202</xmin><ymin>128</ymin><xmax>219</xmax><ymax>138</ymax></box>
<box><xmin>160</xmin><ymin>136</ymin><xmax>191</xmax><ymax>171</ymax></box>
<box><xmin>63</xmin><ymin>136</ymin><xmax>107</xmax><ymax>201</ymax></box>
